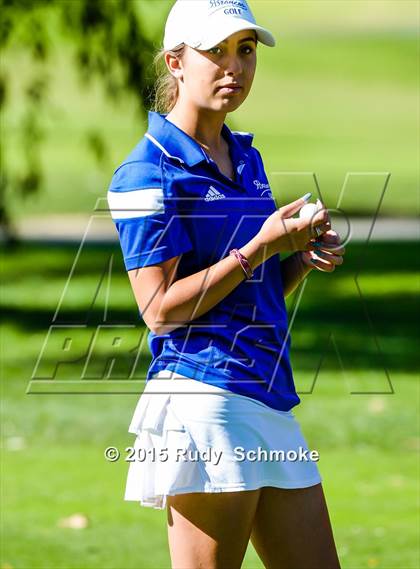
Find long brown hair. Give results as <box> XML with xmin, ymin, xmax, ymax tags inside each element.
<box><xmin>151</xmin><ymin>44</ymin><xmax>186</xmax><ymax>114</ymax></box>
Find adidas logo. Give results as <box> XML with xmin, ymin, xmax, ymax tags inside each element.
<box><xmin>204</xmin><ymin>186</ymin><xmax>226</xmax><ymax>202</ymax></box>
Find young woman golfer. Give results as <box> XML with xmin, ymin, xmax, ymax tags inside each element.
<box><xmin>107</xmin><ymin>1</ymin><xmax>345</xmax><ymax>567</ymax></box>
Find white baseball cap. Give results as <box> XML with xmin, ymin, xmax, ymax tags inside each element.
<box><xmin>163</xmin><ymin>0</ymin><xmax>276</xmax><ymax>51</ymax></box>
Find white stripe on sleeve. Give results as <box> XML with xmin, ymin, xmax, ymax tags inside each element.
<box><xmin>107</xmin><ymin>188</ymin><xmax>165</xmax><ymax>220</ymax></box>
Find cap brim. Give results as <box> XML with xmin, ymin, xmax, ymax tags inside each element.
<box><xmin>190</xmin><ymin>19</ymin><xmax>276</xmax><ymax>50</ymax></box>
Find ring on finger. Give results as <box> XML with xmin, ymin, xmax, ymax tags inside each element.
<box><xmin>313</xmin><ymin>225</ymin><xmax>324</xmax><ymax>238</ymax></box>
<box><xmin>315</xmin><ymin>248</ymin><xmax>330</xmax><ymax>258</ymax></box>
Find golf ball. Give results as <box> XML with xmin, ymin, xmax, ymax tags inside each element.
<box><xmin>299</xmin><ymin>203</ymin><xmax>320</xmax><ymax>219</ymax></box>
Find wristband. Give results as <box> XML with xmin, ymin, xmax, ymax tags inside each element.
<box><xmin>229</xmin><ymin>248</ymin><xmax>254</xmax><ymax>280</ymax></box>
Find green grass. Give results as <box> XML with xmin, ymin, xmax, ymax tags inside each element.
<box><xmin>1</xmin><ymin>1</ymin><xmax>418</xmax><ymax>220</ymax></box>
<box><xmin>1</xmin><ymin>240</ymin><xmax>419</xmax><ymax>568</ymax></box>
<box><xmin>1</xmin><ymin>3</ymin><xmax>419</xmax><ymax>567</ymax></box>
<box><xmin>2</xmin><ymin>445</ymin><xmax>418</xmax><ymax>568</ymax></box>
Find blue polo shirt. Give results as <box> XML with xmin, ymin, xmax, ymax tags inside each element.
<box><xmin>107</xmin><ymin>111</ymin><xmax>300</xmax><ymax>412</ymax></box>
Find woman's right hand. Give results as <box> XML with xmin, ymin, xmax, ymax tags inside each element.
<box><xmin>257</xmin><ymin>196</ymin><xmax>331</xmax><ymax>257</ymax></box>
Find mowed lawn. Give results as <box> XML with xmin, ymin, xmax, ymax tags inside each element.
<box><xmin>1</xmin><ymin>1</ymin><xmax>418</xmax><ymax>219</ymax></box>
<box><xmin>1</xmin><ymin>240</ymin><xmax>419</xmax><ymax>568</ymax></box>
<box><xmin>1</xmin><ymin>1</ymin><xmax>418</xmax><ymax>567</ymax></box>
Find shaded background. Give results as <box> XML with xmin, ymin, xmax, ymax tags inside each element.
<box><xmin>1</xmin><ymin>1</ymin><xmax>419</xmax><ymax>568</ymax></box>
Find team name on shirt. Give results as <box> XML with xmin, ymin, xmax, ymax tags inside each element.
<box><xmin>253</xmin><ymin>180</ymin><xmax>270</xmax><ymax>191</ymax></box>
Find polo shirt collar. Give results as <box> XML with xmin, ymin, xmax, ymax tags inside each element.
<box><xmin>146</xmin><ymin>110</ymin><xmax>249</xmax><ymax>168</ymax></box>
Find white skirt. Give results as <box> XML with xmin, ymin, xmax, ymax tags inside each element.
<box><xmin>124</xmin><ymin>370</ymin><xmax>322</xmax><ymax>510</ymax></box>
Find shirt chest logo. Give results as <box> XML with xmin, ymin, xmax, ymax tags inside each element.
<box><xmin>237</xmin><ymin>162</ymin><xmax>246</xmax><ymax>175</ymax></box>
<box><xmin>254</xmin><ymin>180</ymin><xmax>273</xmax><ymax>198</ymax></box>
<box><xmin>205</xmin><ymin>186</ymin><xmax>226</xmax><ymax>202</ymax></box>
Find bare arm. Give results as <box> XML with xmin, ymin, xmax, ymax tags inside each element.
<box><xmin>127</xmin><ymin>195</ymin><xmax>331</xmax><ymax>335</ymax></box>
<box><xmin>280</xmin><ymin>252</ymin><xmax>313</xmax><ymax>298</ymax></box>
<box><xmin>128</xmin><ymin>234</ymin><xmax>270</xmax><ymax>335</ymax></box>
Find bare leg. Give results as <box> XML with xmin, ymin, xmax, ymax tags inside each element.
<box><xmin>166</xmin><ymin>488</ymin><xmax>261</xmax><ymax>569</ymax></box>
<box><xmin>250</xmin><ymin>483</ymin><xmax>341</xmax><ymax>569</ymax></box>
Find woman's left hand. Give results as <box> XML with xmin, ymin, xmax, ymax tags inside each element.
<box><xmin>301</xmin><ymin>229</ymin><xmax>346</xmax><ymax>272</ymax></box>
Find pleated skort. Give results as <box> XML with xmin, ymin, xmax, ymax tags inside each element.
<box><xmin>124</xmin><ymin>370</ymin><xmax>322</xmax><ymax>510</ymax></box>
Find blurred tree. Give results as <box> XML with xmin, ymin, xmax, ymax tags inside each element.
<box><xmin>0</xmin><ymin>0</ymin><xmax>158</xmax><ymax>243</ymax></box>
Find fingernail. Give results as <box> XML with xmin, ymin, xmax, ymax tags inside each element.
<box><xmin>301</xmin><ymin>192</ymin><xmax>312</xmax><ymax>203</ymax></box>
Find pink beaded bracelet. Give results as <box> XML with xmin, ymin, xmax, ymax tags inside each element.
<box><xmin>229</xmin><ymin>248</ymin><xmax>254</xmax><ymax>280</ymax></box>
